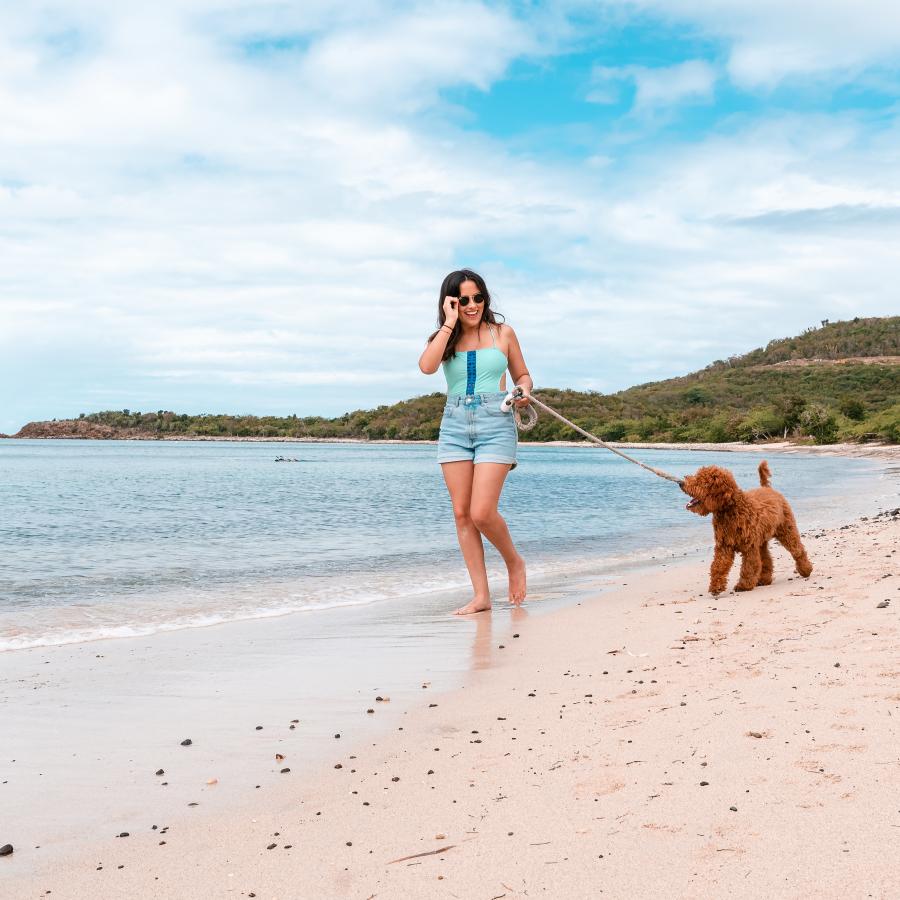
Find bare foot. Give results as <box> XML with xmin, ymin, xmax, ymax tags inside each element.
<box><xmin>508</xmin><ymin>554</ymin><xmax>526</xmax><ymax>605</ymax></box>
<box><xmin>454</xmin><ymin>596</ymin><xmax>492</xmax><ymax>615</ymax></box>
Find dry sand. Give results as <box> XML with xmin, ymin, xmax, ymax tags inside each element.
<box><xmin>5</xmin><ymin>504</ymin><xmax>899</xmax><ymax>899</ymax></box>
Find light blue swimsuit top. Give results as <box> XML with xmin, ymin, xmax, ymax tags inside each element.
<box><xmin>442</xmin><ymin>325</ymin><xmax>508</xmax><ymax>396</ymax></box>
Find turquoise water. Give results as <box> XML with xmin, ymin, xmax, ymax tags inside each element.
<box><xmin>0</xmin><ymin>439</ymin><xmax>888</xmax><ymax>651</ymax></box>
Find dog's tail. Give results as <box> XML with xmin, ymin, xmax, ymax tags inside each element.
<box><xmin>758</xmin><ymin>460</ymin><xmax>772</xmax><ymax>487</ymax></box>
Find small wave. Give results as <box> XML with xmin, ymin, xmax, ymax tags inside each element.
<box><xmin>0</xmin><ymin>541</ymin><xmax>702</xmax><ymax>653</ymax></box>
<box><xmin>0</xmin><ymin>594</ymin><xmax>394</xmax><ymax>652</ymax></box>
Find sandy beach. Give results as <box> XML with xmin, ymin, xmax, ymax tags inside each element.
<box><xmin>3</xmin><ymin>488</ymin><xmax>899</xmax><ymax>899</ymax></box>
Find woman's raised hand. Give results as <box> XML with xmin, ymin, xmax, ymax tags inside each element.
<box><xmin>442</xmin><ymin>295</ymin><xmax>459</xmax><ymax>327</ymax></box>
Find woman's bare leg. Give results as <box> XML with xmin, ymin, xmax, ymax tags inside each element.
<box><xmin>469</xmin><ymin>463</ymin><xmax>526</xmax><ymax>606</ymax></box>
<box><xmin>441</xmin><ymin>461</ymin><xmax>491</xmax><ymax>614</ymax></box>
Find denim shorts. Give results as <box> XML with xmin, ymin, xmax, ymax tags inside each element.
<box><xmin>437</xmin><ymin>392</ymin><xmax>518</xmax><ymax>469</ymax></box>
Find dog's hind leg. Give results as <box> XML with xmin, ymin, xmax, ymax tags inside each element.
<box><xmin>775</xmin><ymin>508</ymin><xmax>812</xmax><ymax>578</ymax></box>
<box><xmin>735</xmin><ymin>546</ymin><xmax>762</xmax><ymax>592</ymax></box>
<box><xmin>758</xmin><ymin>542</ymin><xmax>773</xmax><ymax>586</ymax></box>
<box><xmin>709</xmin><ymin>547</ymin><xmax>735</xmax><ymax>595</ymax></box>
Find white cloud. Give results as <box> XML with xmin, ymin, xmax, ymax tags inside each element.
<box><xmin>607</xmin><ymin>0</ymin><xmax>900</xmax><ymax>88</ymax></box>
<box><xmin>589</xmin><ymin>60</ymin><xmax>717</xmax><ymax>110</ymax></box>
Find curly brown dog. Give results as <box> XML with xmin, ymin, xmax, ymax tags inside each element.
<box><xmin>680</xmin><ymin>460</ymin><xmax>812</xmax><ymax>595</ymax></box>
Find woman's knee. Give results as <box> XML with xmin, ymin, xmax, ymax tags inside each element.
<box><xmin>470</xmin><ymin>507</ymin><xmax>498</xmax><ymax>532</ymax></box>
<box><xmin>453</xmin><ymin>507</ymin><xmax>473</xmax><ymax>529</ymax></box>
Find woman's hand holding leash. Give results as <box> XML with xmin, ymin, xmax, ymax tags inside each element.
<box><xmin>502</xmin><ymin>385</ymin><xmax>530</xmax><ymax>412</ymax></box>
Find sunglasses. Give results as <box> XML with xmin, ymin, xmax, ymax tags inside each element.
<box><xmin>457</xmin><ymin>293</ymin><xmax>485</xmax><ymax>307</ymax></box>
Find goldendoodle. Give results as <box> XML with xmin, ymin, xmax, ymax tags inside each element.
<box><xmin>680</xmin><ymin>460</ymin><xmax>813</xmax><ymax>595</ymax></box>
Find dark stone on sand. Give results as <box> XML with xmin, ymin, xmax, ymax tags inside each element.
<box><xmin>730</xmin><ymin>806</ymin><xmax>738</xmax><ymax>812</ymax></box>
<box><xmin>346</xmin><ymin>841</ymin><xmax>353</xmax><ymax>846</ymax></box>
<box><xmin>188</xmin><ymin>802</ymin><xmax>199</xmax><ymax>807</ymax></box>
<box><xmin>499</xmin><ymin>644</ymin><xmax>505</xmax><ymax>649</ymax></box>
<box><xmin>376</xmin><ymin>696</ymin><xmax>384</xmax><ymax>701</ymax></box>
<box><xmin>700</xmin><ymin>781</ymin><xmax>709</xmax><ymax>786</ymax></box>
<box><xmin>255</xmin><ymin>725</ymin><xmax>263</xmax><ymax>730</ymax></box>
<box><xmin>513</xmin><ymin>634</ymin><xmax>520</xmax><ymax>638</ymax></box>
<box><xmin>834</xmin><ymin>662</ymin><xmax>841</xmax><ymax>668</ymax></box>
<box><xmin>335</xmin><ymin>763</ymin><xmax>343</xmax><ymax>769</ymax></box>
<box><xmin>280</xmin><ymin>768</ymin><xmax>291</xmax><ymax>774</ymax></box>
<box><xmin>391</xmin><ymin>776</ymin><xmax>400</xmax><ymax>782</ymax></box>
<box><xmin>117</xmin><ymin>832</ymin><xmax>129</xmax><ymax>838</ymax></box>
<box><xmin>876</xmin><ymin>600</ymin><xmax>890</xmax><ymax>608</ymax></box>
<box><xmin>0</xmin><ymin>844</ymin><xmax>13</xmax><ymax>857</ymax></box>
<box><xmin>155</xmin><ymin>769</ymin><xmax>164</xmax><ymax>776</ymax></box>
<box><xmin>266</xmin><ymin>843</ymin><xmax>276</xmax><ymax>850</ymax></box>
<box><xmin>180</xmin><ymin>739</ymin><xmax>192</xmax><ymax>746</ymax></box>
<box><xmin>427</xmin><ymin>769</ymin><xmax>434</xmax><ymax>775</ymax></box>
<box><xmin>367</xmin><ymin>708</ymin><xmax>374</xmax><ymax>714</ymax></box>
<box><xmin>429</xmin><ymin>703</ymin><xmax>438</xmax><ymax>708</ymax></box>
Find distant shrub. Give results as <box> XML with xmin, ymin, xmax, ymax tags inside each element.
<box><xmin>737</xmin><ymin>407</ymin><xmax>783</xmax><ymax>442</ymax></box>
<box><xmin>799</xmin><ymin>404</ymin><xmax>839</xmax><ymax>444</ymax></box>
<box><xmin>839</xmin><ymin>397</ymin><xmax>866</xmax><ymax>421</ymax></box>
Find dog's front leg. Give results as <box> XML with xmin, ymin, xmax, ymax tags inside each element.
<box><xmin>735</xmin><ymin>547</ymin><xmax>762</xmax><ymax>591</ymax></box>
<box><xmin>709</xmin><ymin>547</ymin><xmax>734</xmax><ymax>595</ymax></box>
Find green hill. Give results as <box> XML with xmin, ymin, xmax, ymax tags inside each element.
<box><xmin>14</xmin><ymin>316</ymin><xmax>900</xmax><ymax>444</ymax></box>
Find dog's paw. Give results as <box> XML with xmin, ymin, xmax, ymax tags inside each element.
<box><xmin>734</xmin><ymin>582</ymin><xmax>754</xmax><ymax>592</ymax></box>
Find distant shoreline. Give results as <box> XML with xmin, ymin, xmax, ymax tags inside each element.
<box><xmin>4</xmin><ymin>433</ymin><xmax>897</xmax><ymax>460</ymax></box>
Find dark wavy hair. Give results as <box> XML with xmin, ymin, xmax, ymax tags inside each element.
<box><xmin>428</xmin><ymin>269</ymin><xmax>505</xmax><ymax>362</ymax></box>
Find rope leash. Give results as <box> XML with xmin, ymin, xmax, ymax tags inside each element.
<box><xmin>502</xmin><ymin>387</ymin><xmax>684</xmax><ymax>486</ymax></box>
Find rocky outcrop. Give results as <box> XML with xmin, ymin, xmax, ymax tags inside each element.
<box><xmin>12</xmin><ymin>419</ymin><xmax>153</xmax><ymax>440</ymax></box>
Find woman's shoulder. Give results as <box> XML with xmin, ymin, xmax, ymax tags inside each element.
<box><xmin>494</xmin><ymin>322</ymin><xmax>517</xmax><ymax>345</ymax></box>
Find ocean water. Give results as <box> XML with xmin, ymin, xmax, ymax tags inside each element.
<box><xmin>0</xmin><ymin>439</ymin><xmax>890</xmax><ymax>651</ymax></box>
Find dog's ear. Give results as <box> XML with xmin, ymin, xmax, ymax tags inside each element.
<box><xmin>706</xmin><ymin>467</ymin><xmax>740</xmax><ymax>508</ymax></box>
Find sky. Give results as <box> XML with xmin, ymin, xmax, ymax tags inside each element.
<box><xmin>2</xmin><ymin>1</ymin><xmax>899</xmax><ymax>432</ymax></box>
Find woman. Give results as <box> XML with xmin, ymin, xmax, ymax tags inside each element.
<box><xmin>418</xmin><ymin>269</ymin><xmax>533</xmax><ymax>615</ymax></box>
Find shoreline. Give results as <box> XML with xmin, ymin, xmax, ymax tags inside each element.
<box><xmin>4</xmin><ymin>433</ymin><xmax>898</xmax><ymax>461</ymax></box>
<box><xmin>4</xmin><ymin>496</ymin><xmax>900</xmax><ymax>898</ymax></box>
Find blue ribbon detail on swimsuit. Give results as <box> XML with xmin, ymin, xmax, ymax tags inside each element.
<box><xmin>465</xmin><ymin>350</ymin><xmax>477</xmax><ymax>395</ymax></box>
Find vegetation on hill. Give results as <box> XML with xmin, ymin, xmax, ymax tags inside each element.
<box><xmin>13</xmin><ymin>316</ymin><xmax>900</xmax><ymax>444</ymax></box>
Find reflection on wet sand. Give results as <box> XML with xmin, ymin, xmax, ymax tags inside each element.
<box><xmin>468</xmin><ymin>604</ymin><xmax>530</xmax><ymax>671</ymax></box>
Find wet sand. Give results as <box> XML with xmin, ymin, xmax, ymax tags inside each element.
<box><xmin>3</xmin><ymin>501</ymin><xmax>899</xmax><ymax>899</ymax></box>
